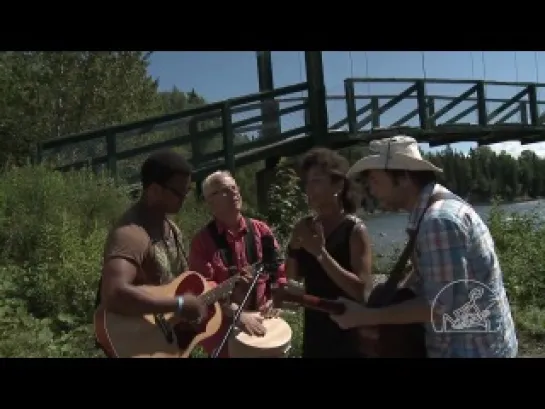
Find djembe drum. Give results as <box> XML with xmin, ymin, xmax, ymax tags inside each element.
<box><xmin>228</xmin><ymin>313</ymin><xmax>292</xmax><ymax>358</ymax></box>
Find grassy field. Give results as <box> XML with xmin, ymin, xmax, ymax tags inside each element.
<box><xmin>0</xmin><ymin>165</ymin><xmax>543</xmax><ymax>358</ymax></box>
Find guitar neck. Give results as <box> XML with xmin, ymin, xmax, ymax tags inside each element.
<box><xmin>198</xmin><ymin>275</ymin><xmax>240</xmax><ymax>306</ymax></box>
<box><xmin>280</xmin><ymin>290</ymin><xmax>346</xmax><ymax>315</ymax></box>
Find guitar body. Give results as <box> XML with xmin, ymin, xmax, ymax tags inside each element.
<box><xmin>365</xmin><ymin>284</ymin><xmax>427</xmax><ymax>358</ymax></box>
<box><xmin>94</xmin><ymin>271</ymin><xmax>223</xmax><ymax>358</ymax></box>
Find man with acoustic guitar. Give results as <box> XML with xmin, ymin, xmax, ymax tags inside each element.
<box><xmin>95</xmin><ymin>150</ymin><xmax>206</xmax><ymax>357</ymax></box>
<box><xmin>330</xmin><ymin>136</ymin><xmax>518</xmax><ymax>358</ymax></box>
<box><xmin>189</xmin><ymin>170</ymin><xmax>287</xmax><ymax>358</ymax></box>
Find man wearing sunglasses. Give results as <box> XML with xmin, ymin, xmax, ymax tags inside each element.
<box><xmin>189</xmin><ymin>170</ymin><xmax>287</xmax><ymax>358</ymax></box>
<box><xmin>95</xmin><ymin>150</ymin><xmax>206</xmax><ymax>356</ymax></box>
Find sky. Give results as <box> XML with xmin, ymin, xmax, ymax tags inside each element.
<box><xmin>147</xmin><ymin>51</ymin><xmax>545</xmax><ymax>158</ymax></box>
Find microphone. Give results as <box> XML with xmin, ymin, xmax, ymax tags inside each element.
<box><xmin>261</xmin><ymin>234</ymin><xmax>280</xmax><ymax>280</ymax></box>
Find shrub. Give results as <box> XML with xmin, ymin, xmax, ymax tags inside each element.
<box><xmin>488</xmin><ymin>205</ymin><xmax>545</xmax><ymax>309</ymax></box>
<box><xmin>265</xmin><ymin>164</ymin><xmax>307</xmax><ymax>247</ymax></box>
<box><xmin>486</xmin><ymin>204</ymin><xmax>545</xmax><ymax>354</ymax></box>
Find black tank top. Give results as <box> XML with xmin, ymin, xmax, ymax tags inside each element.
<box><xmin>293</xmin><ymin>215</ymin><xmax>367</xmax><ymax>358</ymax></box>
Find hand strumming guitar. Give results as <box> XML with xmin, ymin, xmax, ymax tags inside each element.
<box><xmin>329</xmin><ymin>296</ymin><xmax>372</xmax><ymax>329</ymax></box>
<box><xmin>178</xmin><ymin>293</ymin><xmax>206</xmax><ymax>323</ymax></box>
<box><xmin>271</xmin><ymin>279</ymin><xmax>303</xmax><ymax>311</ymax></box>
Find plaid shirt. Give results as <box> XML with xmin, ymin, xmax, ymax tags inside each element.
<box><xmin>408</xmin><ymin>183</ymin><xmax>518</xmax><ymax>358</ymax></box>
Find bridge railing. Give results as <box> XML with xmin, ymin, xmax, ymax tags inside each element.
<box><xmin>341</xmin><ymin>78</ymin><xmax>545</xmax><ymax>146</ymax></box>
<box><xmin>39</xmin><ymin>82</ymin><xmax>310</xmax><ymax>182</ymax></box>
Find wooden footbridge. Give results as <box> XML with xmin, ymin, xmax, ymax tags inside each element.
<box><xmin>37</xmin><ymin>52</ymin><xmax>545</xmax><ymax>210</ymax></box>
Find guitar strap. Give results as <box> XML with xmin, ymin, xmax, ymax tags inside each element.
<box><xmin>207</xmin><ymin>217</ymin><xmax>259</xmax><ymax>309</ymax></box>
<box><xmin>207</xmin><ymin>217</ymin><xmax>258</xmax><ymax>269</ymax></box>
<box><xmin>373</xmin><ymin>190</ymin><xmax>458</xmax><ymax>306</ymax></box>
<box><xmin>166</xmin><ymin>218</ymin><xmax>189</xmax><ymax>270</ymax></box>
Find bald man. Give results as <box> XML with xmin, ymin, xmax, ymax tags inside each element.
<box><xmin>189</xmin><ymin>171</ymin><xmax>287</xmax><ymax>358</ymax></box>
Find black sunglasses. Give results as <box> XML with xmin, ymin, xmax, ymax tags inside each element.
<box><xmin>161</xmin><ymin>184</ymin><xmax>191</xmax><ymax>200</ymax></box>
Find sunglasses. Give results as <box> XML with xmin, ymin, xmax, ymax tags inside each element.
<box><xmin>161</xmin><ymin>184</ymin><xmax>191</xmax><ymax>200</ymax></box>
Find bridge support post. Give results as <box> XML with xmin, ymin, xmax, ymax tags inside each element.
<box><xmin>257</xmin><ymin>51</ymin><xmax>274</xmax><ymax>95</ymax></box>
<box><xmin>256</xmin><ymin>51</ymin><xmax>281</xmax><ymax>140</ymax></box>
<box><xmin>255</xmin><ymin>51</ymin><xmax>281</xmax><ymax>215</ymax></box>
<box><xmin>256</xmin><ymin>157</ymin><xmax>280</xmax><ymax>216</ymax></box>
<box><xmin>304</xmin><ymin>51</ymin><xmax>329</xmax><ymax>146</ymax></box>
<box><xmin>190</xmin><ymin>118</ymin><xmax>205</xmax><ymax>201</ymax></box>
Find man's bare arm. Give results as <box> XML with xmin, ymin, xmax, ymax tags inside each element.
<box><xmin>100</xmin><ymin>258</ymin><xmax>178</xmax><ymax>316</ymax></box>
<box><xmin>373</xmin><ymin>296</ymin><xmax>431</xmax><ymax>325</ymax></box>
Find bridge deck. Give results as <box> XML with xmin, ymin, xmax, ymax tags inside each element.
<box><xmin>38</xmin><ymin>77</ymin><xmax>545</xmax><ymax>189</ymax></box>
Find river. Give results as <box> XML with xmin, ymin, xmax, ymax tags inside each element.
<box><xmin>361</xmin><ymin>199</ymin><xmax>545</xmax><ymax>263</ymax></box>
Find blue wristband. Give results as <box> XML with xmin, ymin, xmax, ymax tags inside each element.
<box><xmin>176</xmin><ymin>296</ymin><xmax>184</xmax><ymax>314</ymax></box>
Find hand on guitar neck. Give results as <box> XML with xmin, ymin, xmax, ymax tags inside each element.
<box><xmin>271</xmin><ymin>280</ymin><xmax>304</xmax><ymax>311</ymax></box>
<box><xmin>273</xmin><ymin>280</ymin><xmax>345</xmax><ymax>315</ymax></box>
<box><xmin>274</xmin><ymin>283</ymin><xmax>379</xmax><ymax>341</ymax></box>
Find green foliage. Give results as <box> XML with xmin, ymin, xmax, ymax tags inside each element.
<box><xmin>486</xmin><ymin>204</ymin><xmax>545</xmax><ymax>353</ymax></box>
<box><xmin>425</xmin><ymin>145</ymin><xmax>545</xmax><ymax>203</ymax></box>
<box><xmin>487</xmin><ymin>205</ymin><xmax>545</xmax><ymax>309</ymax></box>
<box><xmin>0</xmin><ymin>52</ymin><xmax>161</xmax><ymax>167</ymax></box>
<box><xmin>0</xmin><ymin>166</ymin><xmax>543</xmax><ymax>357</ymax></box>
<box><xmin>0</xmin><ymin>165</ymin><xmax>130</xmax><ymax>357</ymax></box>
<box><xmin>266</xmin><ymin>164</ymin><xmax>306</xmax><ymax>244</ymax></box>
<box><xmin>0</xmin><ymin>51</ymin><xmax>266</xmax><ymax>213</ymax></box>
<box><xmin>356</xmin><ymin>145</ymin><xmax>545</xmax><ymax>212</ymax></box>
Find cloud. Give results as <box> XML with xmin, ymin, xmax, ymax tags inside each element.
<box><xmin>488</xmin><ymin>141</ymin><xmax>545</xmax><ymax>158</ymax></box>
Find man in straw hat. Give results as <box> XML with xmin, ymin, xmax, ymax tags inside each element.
<box><xmin>329</xmin><ymin>136</ymin><xmax>518</xmax><ymax>358</ymax></box>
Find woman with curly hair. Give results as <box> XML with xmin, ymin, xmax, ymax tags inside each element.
<box><xmin>285</xmin><ymin>147</ymin><xmax>373</xmax><ymax>358</ymax></box>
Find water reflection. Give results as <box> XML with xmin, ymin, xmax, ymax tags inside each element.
<box><xmin>363</xmin><ymin>200</ymin><xmax>545</xmax><ymax>262</ymax></box>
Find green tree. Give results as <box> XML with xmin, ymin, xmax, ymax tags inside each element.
<box><xmin>0</xmin><ymin>52</ymin><xmax>160</xmax><ymax>167</ymax></box>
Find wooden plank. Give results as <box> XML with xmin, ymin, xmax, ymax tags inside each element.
<box><xmin>283</xmin><ymin>94</ymin><xmax>545</xmax><ymax>104</ymax></box>
<box><xmin>349</xmin><ymin>77</ymin><xmax>545</xmax><ymax>87</ymax></box>
<box><xmin>356</xmin><ymin>83</ymin><xmax>418</xmax><ymax>130</ymax></box>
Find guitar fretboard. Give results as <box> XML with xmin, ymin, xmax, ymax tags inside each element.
<box><xmin>198</xmin><ymin>275</ymin><xmax>239</xmax><ymax>306</ymax></box>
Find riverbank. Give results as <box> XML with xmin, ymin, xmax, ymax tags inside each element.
<box><xmin>469</xmin><ymin>196</ymin><xmax>542</xmax><ymax>206</ymax></box>
<box><xmin>362</xmin><ymin>196</ymin><xmax>543</xmax><ymax>217</ymax></box>
<box><xmin>0</xmin><ymin>165</ymin><xmax>543</xmax><ymax>358</ymax></box>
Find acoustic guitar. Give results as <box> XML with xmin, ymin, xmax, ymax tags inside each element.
<box><xmin>94</xmin><ymin>271</ymin><xmax>242</xmax><ymax>358</ymax></box>
<box><xmin>274</xmin><ymin>282</ymin><xmax>424</xmax><ymax>356</ymax></box>
<box><xmin>274</xmin><ymin>282</ymin><xmax>346</xmax><ymax>315</ymax></box>
<box><xmin>273</xmin><ymin>283</ymin><xmax>379</xmax><ymax>343</ymax></box>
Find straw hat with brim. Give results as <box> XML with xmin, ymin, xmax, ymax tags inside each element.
<box><xmin>347</xmin><ymin>135</ymin><xmax>443</xmax><ymax>177</ymax></box>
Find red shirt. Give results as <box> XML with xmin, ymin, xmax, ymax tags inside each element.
<box><xmin>188</xmin><ymin>216</ymin><xmax>287</xmax><ymax>357</ymax></box>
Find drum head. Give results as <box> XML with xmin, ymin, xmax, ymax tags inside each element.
<box><xmin>229</xmin><ymin>315</ymin><xmax>292</xmax><ymax>358</ymax></box>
